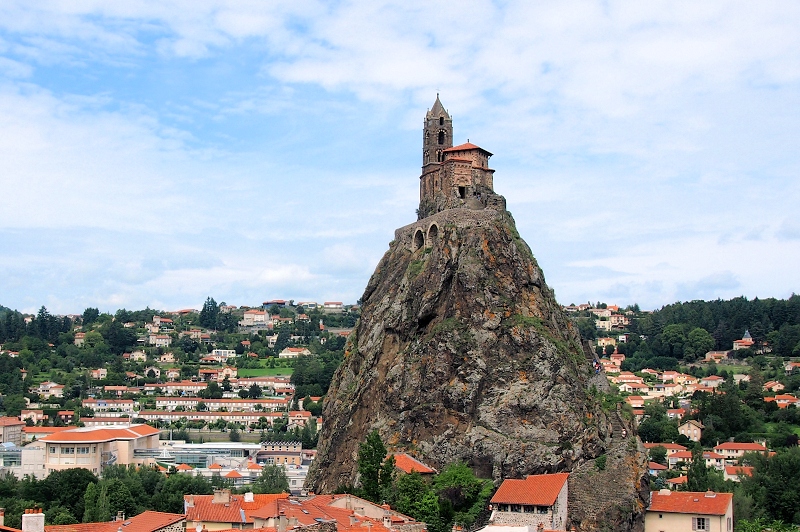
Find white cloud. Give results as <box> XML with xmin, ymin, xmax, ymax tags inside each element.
<box><xmin>0</xmin><ymin>0</ymin><xmax>799</xmax><ymax>313</ymax></box>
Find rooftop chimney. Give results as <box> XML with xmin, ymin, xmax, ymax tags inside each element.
<box><xmin>278</xmin><ymin>512</ymin><xmax>288</xmax><ymax>532</ymax></box>
<box><xmin>244</xmin><ymin>492</ymin><xmax>254</xmax><ymax>503</ymax></box>
<box><xmin>212</xmin><ymin>489</ymin><xmax>231</xmax><ymax>504</ymax></box>
<box><xmin>0</xmin><ymin>508</ymin><xmax>5</xmax><ymax>528</ymax></box>
<box><xmin>186</xmin><ymin>495</ymin><xmax>195</xmax><ymax>508</ymax></box>
<box><xmin>116</xmin><ymin>511</ymin><xmax>125</xmax><ymax>522</ymax></box>
<box><xmin>22</xmin><ymin>508</ymin><xmax>45</xmax><ymax>532</ymax></box>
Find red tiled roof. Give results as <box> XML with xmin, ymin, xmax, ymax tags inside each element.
<box><xmin>0</xmin><ymin>417</ymin><xmax>25</xmax><ymax>426</ymax></box>
<box><xmin>649</xmin><ymin>491</ymin><xmax>732</xmax><ymax>515</ymax></box>
<box><xmin>667</xmin><ymin>476</ymin><xmax>687</xmax><ymax>485</ymax></box>
<box><xmin>713</xmin><ymin>442</ymin><xmax>766</xmax><ymax>452</ymax></box>
<box><xmin>185</xmin><ymin>493</ymin><xmax>288</xmax><ymax>524</ymax></box>
<box><xmin>39</xmin><ymin>424</ymin><xmax>159</xmax><ymax>443</ymax></box>
<box><xmin>225</xmin><ymin>470</ymin><xmax>242</xmax><ymax>478</ymax></box>
<box><xmin>444</xmin><ymin>142</ymin><xmax>488</xmax><ymax>153</ymax></box>
<box><xmin>176</xmin><ymin>464</ymin><xmax>193</xmax><ymax>471</ymax></box>
<box><xmin>389</xmin><ymin>453</ymin><xmax>436</xmax><ymax>474</ymax></box>
<box><xmin>250</xmin><ymin>494</ymin><xmax>419</xmax><ymax>532</ymax></box>
<box><xmin>45</xmin><ymin>511</ymin><xmax>184</xmax><ymax>532</ymax></box>
<box><xmin>725</xmin><ymin>466</ymin><xmax>753</xmax><ymax>477</ymax></box>
<box><xmin>490</xmin><ymin>473</ymin><xmax>569</xmax><ymax>506</ymax></box>
<box><xmin>208</xmin><ymin>463</ymin><xmax>223</xmax><ymax>470</ymax></box>
<box><xmin>648</xmin><ymin>462</ymin><xmax>667</xmax><ymax>470</ymax></box>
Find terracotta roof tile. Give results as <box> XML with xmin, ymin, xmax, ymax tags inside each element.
<box><xmin>45</xmin><ymin>511</ymin><xmax>184</xmax><ymax>532</ymax></box>
<box><xmin>490</xmin><ymin>473</ymin><xmax>569</xmax><ymax>506</ymax></box>
<box><xmin>39</xmin><ymin>424</ymin><xmax>159</xmax><ymax>443</ymax></box>
<box><xmin>185</xmin><ymin>493</ymin><xmax>288</xmax><ymax>524</ymax></box>
<box><xmin>713</xmin><ymin>442</ymin><xmax>766</xmax><ymax>452</ymax></box>
<box><xmin>725</xmin><ymin>466</ymin><xmax>753</xmax><ymax>476</ymax></box>
<box><xmin>649</xmin><ymin>491</ymin><xmax>732</xmax><ymax>515</ymax></box>
<box><xmin>389</xmin><ymin>453</ymin><xmax>436</xmax><ymax>474</ymax></box>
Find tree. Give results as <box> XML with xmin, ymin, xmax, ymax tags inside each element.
<box><xmin>684</xmin><ymin>327</ymin><xmax>715</xmax><ymax>361</ymax></box>
<box><xmin>649</xmin><ymin>445</ymin><xmax>668</xmax><ymax>466</ymax></box>
<box><xmin>357</xmin><ymin>430</ymin><xmax>394</xmax><ymax>502</ymax></box>
<box><xmin>199</xmin><ymin>297</ymin><xmax>219</xmax><ymax>329</ymax></box>
<box><xmin>432</xmin><ymin>462</ymin><xmax>493</xmax><ymax>529</ymax></box>
<box><xmin>82</xmin><ymin>308</ymin><xmax>100</xmax><ymax>327</ymax></box>
<box><xmin>661</xmin><ymin>324</ymin><xmax>686</xmax><ymax>358</ymax></box>
<box><xmin>252</xmin><ymin>464</ymin><xmax>289</xmax><ymax>494</ymax></box>
<box><xmin>740</xmin><ymin>446</ymin><xmax>800</xmax><ymax>524</ymax></box>
<box><xmin>249</xmin><ymin>384</ymin><xmax>263</xmax><ymax>398</ymax></box>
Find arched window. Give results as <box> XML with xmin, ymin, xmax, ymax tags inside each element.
<box><xmin>439</xmin><ymin>116</ymin><xmax>444</xmax><ymax>125</ymax></box>
<box><xmin>424</xmin><ymin>150</ymin><xmax>429</xmax><ymax>163</ymax></box>
<box><xmin>428</xmin><ymin>224</ymin><xmax>439</xmax><ymax>242</ymax></box>
<box><xmin>413</xmin><ymin>230</ymin><xmax>425</xmax><ymax>251</ymax></box>
<box><xmin>438</xmin><ymin>131</ymin><xmax>445</xmax><ymax>145</ymax></box>
<box><xmin>436</xmin><ymin>150</ymin><xmax>443</xmax><ymax>162</ymax></box>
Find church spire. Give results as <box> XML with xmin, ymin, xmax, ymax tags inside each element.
<box><xmin>423</xmin><ymin>94</ymin><xmax>453</xmax><ymax>167</ymax></box>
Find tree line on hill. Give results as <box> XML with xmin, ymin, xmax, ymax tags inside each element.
<box><xmin>576</xmin><ymin>295</ymin><xmax>800</xmax><ymax>371</ymax></box>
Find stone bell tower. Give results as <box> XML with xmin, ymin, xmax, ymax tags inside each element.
<box><xmin>422</xmin><ymin>94</ymin><xmax>452</xmax><ymax>168</ymax></box>
<box><xmin>417</xmin><ymin>96</ymin><xmax>503</xmax><ymax>219</ymax></box>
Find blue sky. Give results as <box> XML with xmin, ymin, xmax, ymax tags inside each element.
<box><xmin>1</xmin><ymin>1</ymin><xmax>799</xmax><ymax>314</ymax></box>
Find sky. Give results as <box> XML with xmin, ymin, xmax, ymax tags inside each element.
<box><xmin>1</xmin><ymin>1</ymin><xmax>799</xmax><ymax>315</ymax></box>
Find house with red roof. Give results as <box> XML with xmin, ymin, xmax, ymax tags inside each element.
<box><xmin>712</xmin><ymin>442</ymin><xmax>767</xmax><ymax>463</ymax></box>
<box><xmin>251</xmin><ymin>493</ymin><xmax>425</xmax><ymax>532</ymax></box>
<box><xmin>763</xmin><ymin>380</ymin><xmax>785</xmax><ymax>393</ymax></box>
<box><xmin>766</xmin><ymin>394</ymin><xmax>799</xmax><ymax>409</ymax></box>
<box><xmin>185</xmin><ymin>490</ymin><xmax>289</xmax><ymax>530</ymax></box>
<box><xmin>0</xmin><ymin>416</ymin><xmax>25</xmax><ymax>446</ymax></box>
<box><xmin>723</xmin><ymin>466</ymin><xmax>753</xmax><ymax>483</ymax></box>
<box><xmin>732</xmin><ymin>330</ymin><xmax>754</xmax><ymax>351</ymax></box>
<box><xmin>667</xmin><ymin>451</ymin><xmax>725</xmax><ymax>471</ymax></box>
<box><xmin>388</xmin><ymin>453</ymin><xmax>436</xmax><ymax>475</ymax></box>
<box><xmin>489</xmin><ymin>473</ymin><xmax>570</xmax><ymax>531</ymax></box>
<box><xmin>44</xmin><ymin>511</ymin><xmax>185</xmax><ymax>532</ymax></box>
<box><xmin>785</xmin><ymin>361</ymin><xmax>800</xmax><ymax>375</ymax></box>
<box><xmin>645</xmin><ymin>489</ymin><xmax>732</xmax><ymax>532</ymax></box>
<box><xmin>648</xmin><ymin>462</ymin><xmax>667</xmax><ymax>476</ymax></box>
<box><xmin>699</xmin><ymin>375</ymin><xmax>724</xmax><ymax>389</ymax></box>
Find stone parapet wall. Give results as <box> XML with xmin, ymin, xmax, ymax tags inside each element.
<box><xmin>395</xmin><ymin>207</ymin><xmax>507</xmax><ymax>250</ymax></box>
<box><xmin>491</xmin><ymin>511</ymin><xmax>556</xmax><ymax>530</ymax></box>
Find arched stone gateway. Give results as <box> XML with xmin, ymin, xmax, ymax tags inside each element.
<box><xmin>413</xmin><ymin>229</ymin><xmax>425</xmax><ymax>251</ymax></box>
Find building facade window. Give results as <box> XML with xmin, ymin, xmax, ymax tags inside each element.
<box><xmin>692</xmin><ymin>517</ymin><xmax>708</xmax><ymax>531</ymax></box>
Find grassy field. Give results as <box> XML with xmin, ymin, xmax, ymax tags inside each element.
<box><xmin>764</xmin><ymin>422</ymin><xmax>800</xmax><ymax>437</ymax></box>
<box><xmin>712</xmin><ymin>364</ymin><xmax>750</xmax><ymax>373</ymax></box>
<box><xmin>238</xmin><ymin>367</ymin><xmax>293</xmax><ymax>377</ymax></box>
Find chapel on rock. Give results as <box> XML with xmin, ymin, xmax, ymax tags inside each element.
<box><xmin>418</xmin><ymin>95</ymin><xmax>503</xmax><ymax>219</ymax></box>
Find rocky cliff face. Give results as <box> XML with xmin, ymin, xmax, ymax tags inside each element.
<box><xmin>306</xmin><ymin>206</ymin><xmax>647</xmax><ymax>531</ymax></box>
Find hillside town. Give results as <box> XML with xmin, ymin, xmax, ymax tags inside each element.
<box><xmin>0</xmin><ymin>295</ymin><xmax>798</xmax><ymax>532</ymax></box>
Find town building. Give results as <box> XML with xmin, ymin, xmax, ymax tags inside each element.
<box><xmin>0</xmin><ymin>417</ymin><xmax>26</xmax><ymax>446</ymax></box>
<box><xmin>678</xmin><ymin>420</ymin><xmax>704</xmax><ymax>443</ymax></box>
<box><xmin>44</xmin><ymin>511</ymin><xmax>185</xmax><ymax>532</ymax></box>
<box><xmin>645</xmin><ymin>489</ymin><xmax>733</xmax><ymax>532</ymax></box>
<box><xmin>38</xmin><ymin>424</ymin><xmax>160</xmax><ymax>475</ymax></box>
<box><xmin>712</xmin><ymin>442</ymin><xmax>767</xmax><ymax>463</ymax></box>
<box><xmin>488</xmin><ymin>473</ymin><xmax>570</xmax><ymax>531</ymax></box>
<box><xmin>249</xmin><ymin>493</ymin><xmax>425</xmax><ymax>532</ymax></box>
